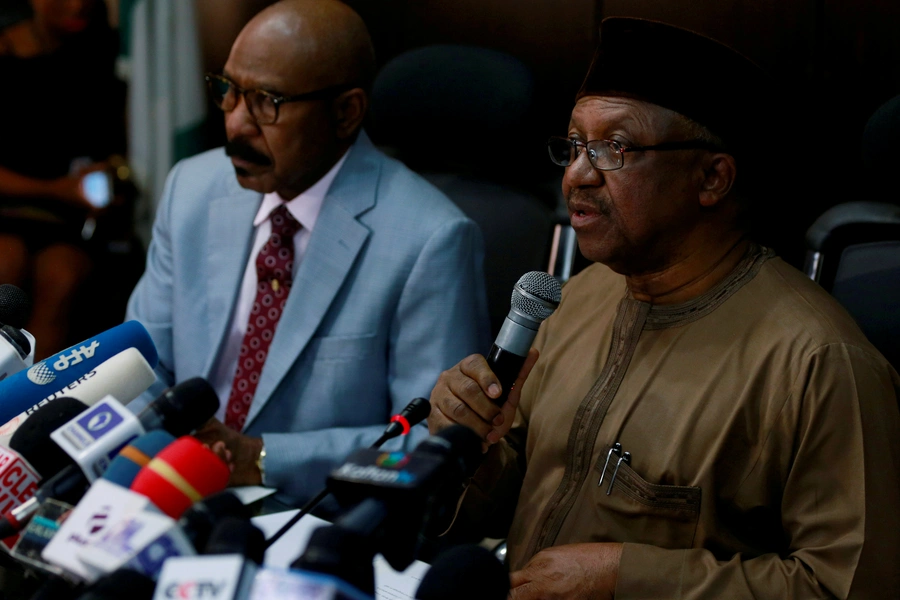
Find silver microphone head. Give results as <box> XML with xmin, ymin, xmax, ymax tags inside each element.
<box><xmin>510</xmin><ymin>271</ymin><xmax>562</xmax><ymax>323</ymax></box>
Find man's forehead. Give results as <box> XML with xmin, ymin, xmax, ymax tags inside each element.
<box><xmin>568</xmin><ymin>96</ymin><xmax>677</xmax><ymax>135</ymax></box>
<box><xmin>223</xmin><ymin>45</ymin><xmax>304</xmax><ymax>94</ymax></box>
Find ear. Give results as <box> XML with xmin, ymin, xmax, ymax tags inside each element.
<box><xmin>698</xmin><ymin>153</ymin><xmax>737</xmax><ymax>208</ymax></box>
<box><xmin>332</xmin><ymin>88</ymin><xmax>368</xmax><ymax>140</ymax></box>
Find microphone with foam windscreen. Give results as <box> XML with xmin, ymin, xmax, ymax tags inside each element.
<box><xmin>0</xmin><ymin>284</ymin><xmax>35</xmax><ymax>382</ymax></box>
<box><xmin>130</xmin><ymin>436</ymin><xmax>231</xmax><ymax>519</ymax></box>
<box><xmin>10</xmin><ymin>397</ymin><xmax>88</xmax><ymax>478</ymax></box>
<box><xmin>101</xmin><ymin>430</ymin><xmax>176</xmax><ymax>489</ymax></box>
<box><xmin>487</xmin><ymin>272</ymin><xmax>561</xmax><ymax>406</ymax></box>
<box><xmin>0</xmin><ymin>321</ymin><xmax>159</xmax><ymax>424</ymax></box>
<box><xmin>0</xmin><ymin>398</ymin><xmax>89</xmax><ymax>547</ymax></box>
<box><xmin>415</xmin><ymin>544</ymin><xmax>509</xmax><ymax>600</ymax></box>
<box><xmin>0</xmin><ymin>380</ymin><xmax>219</xmax><ymax>537</ymax></box>
<box><xmin>0</xmin><ymin>347</ymin><xmax>158</xmax><ymax>446</ymax></box>
<box><xmin>178</xmin><ymin>491</ymin><xmax>252</xmax><ymax>553</ymax></box>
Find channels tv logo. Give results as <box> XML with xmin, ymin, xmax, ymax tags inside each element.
<box><xmin>26</xmin><ymin>362</ymin><xmax>56</xmax><ymax>386</ymax></box>
<box><xmin>375</xmin><ymin>452</ymin><xmax>410</xmax><ymax>469</ymax></box>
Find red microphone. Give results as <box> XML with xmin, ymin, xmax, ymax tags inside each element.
<box><xmin>130</xmin><ymin>436</ymin><xmax>230</xmax><ymax>519</ymax></box>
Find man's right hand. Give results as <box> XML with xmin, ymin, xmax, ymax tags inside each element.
<box><xmin>428</xmin><ymin>348</ymin><xmax>539</xmax><ymax>448</ymax></box>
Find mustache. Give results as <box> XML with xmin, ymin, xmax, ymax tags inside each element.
<box><xmin>566</xmin><ymin>190</ymin><xmax>612</xmax><ymax>216</ymax></box>
<box><xmin>225</xmin><ymin>140</ymin><xmax>271</xmax><ymax>166</ymax></box>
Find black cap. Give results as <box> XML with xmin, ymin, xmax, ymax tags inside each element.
<box><xmin>0</xmin><ymin>284</ymin><xmax>31</xmax><ymax>329</ymax></box>
<box><xmin>10</xmin><ymin>398</ymin><xmax>87</xmax><ymax>478</ymax></box>
<box><xmin>416</xmin><ymin>544</ymin><xmax>509</xmax><ymax>600</ymax></box>
<box><xmin>578</xmin><ymin>17</ymin><xmax>771</xmax><ymax>160</ymax></box>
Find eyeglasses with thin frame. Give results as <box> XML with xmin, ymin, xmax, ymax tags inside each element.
<box><xmin>547</xmin><ymin>136</ymin><xmax>723</xmax><ymax>171</ymax></box>
<box><xmin>205</xmin><ymin>73</ymin><xmax>356</xmax><ymax>125</ymax></box>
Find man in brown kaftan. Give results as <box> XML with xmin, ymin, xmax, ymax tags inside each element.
<box><xmin>427</xmin><ymin>18</ymin><xmax>900</xmax><ymax>600</ymax></box>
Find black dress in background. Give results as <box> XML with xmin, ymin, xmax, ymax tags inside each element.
<box><xmin>0</xmin><ymin>15</ymin><xmax>125</xmax><ymax>249</ymax></box>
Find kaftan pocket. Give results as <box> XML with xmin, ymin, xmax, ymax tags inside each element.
<box><xmin>590</xmin><ymin>453</ymin><xmax>702</xmax><ymax>549</ymax></box>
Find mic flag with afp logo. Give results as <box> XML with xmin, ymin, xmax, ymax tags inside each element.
<box><xmin>0</xmin><ymin>321</ymin><xmax>158</xmax><ymax>425</ymax></box>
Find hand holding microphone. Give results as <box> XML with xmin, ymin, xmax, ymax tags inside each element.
<box><xmin>428</xmin><ymin>272</ymin><xmax>560</xmax><ymax>447</ymax></box>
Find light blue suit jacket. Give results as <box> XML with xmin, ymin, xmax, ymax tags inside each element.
<box><xmin>125</xmin><ymin>133</ymin><xmax>490</xmax><ymax>506</ymax></box>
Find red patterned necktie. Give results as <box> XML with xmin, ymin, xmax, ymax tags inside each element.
<box><xmin>225</xmin><ymin>204</ymin><xmax>301</xmax><ymax>431</ymax></box>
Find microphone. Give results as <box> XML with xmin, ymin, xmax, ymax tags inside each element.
<box><xmin>178</xmin><ymin>491</ymin><xmax>252</xmax><ymax>553</ymax></box>
<box><xmin>75</xmin><ymin>568</ymin><xmax>156</xmax><ymax>600</ymax></box>
<box><xmin>263</xmin><ymin>397</ymin><xmax>433</xmax><ymax>550</ymax></box>
<box><xmin>294</xmin><ymin>425</ymin><xmax>483</xmax><ymax>594</ymax></box>
<box><xmin>50</xmin><ymin>377</ymin><xmax>219</xmax><ymax>484</ymax></box>
<box><xmin>129</xmin><ymin>436</ymin><xmax>231</xmax><ymax>519</ymax></box>
<box><xmin>486</xmin><ymin>272</ymin><xmax>561</xmax><ymax>406</ymax></box>
<box><xmin>0</xmin><ymin>399</ymin><xmax>88</xmax><ymax>547</ymax></box>
<box><xmin>0</xmin><ymin>285</ymin><xmax>34</xmax><ymax>382</ymax></box>
<box><xmin>0</xmin><ymin>321</ymin><xmax>159</xmax><ymax>424</ymax></box>
<box><xmin>40</xmin><ymin>478</ymin><xmax>162</xmax><ymax>581</ymax></box>
<box><xmin>152</xmin><ymin>518</ymin><xmax>265</xmax><ymax>600</ymax></box>
<box><xmin>0</xmin><ymin>445</ymin><xmax>41</xmax><ymax>550</ymax></box>
<box><xmin>6</xmin><ymin>434</ymin><xmax>183</xmax><ymax>585</ymax></box>
<box><xmin>101</xmin><ymin>430</ymin><xmax>177</xmax><ymax>488</ymax></box>
<box><xmin>0</xmin><ymin>347</ymin><xmax>157</xmax><ymax>446</ymax></box>
<box><xmin>373</xmin><ymin>397</ymin><xmax>431</xmax><ymax>447</ymax></box>
<box><xmin>135</xmin><ymin>377</ymin><xmax>219</xmax><ymax>438</ymax></box>
<box><xmin>415</xmin><ymin>545</ymin><xmax>509</xmax><ymax>600</ymax></box>
<box><xmin>10</xmin><ymin>397</ymin><xmax>88</xmax><ymax>478</ymax></box>
<box><xmin>78</xmin><ymin>491</ymin><xmax>252</xmax><ymax>582</ymax></box>
<box><xmin>0</xmin><ymin>380</ymin><xmax>219</xmax><ymax>537</ymax></box>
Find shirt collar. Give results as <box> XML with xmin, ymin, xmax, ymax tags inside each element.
<box><xmin>252</xmin><ymin>149</ymin><xmax>351</xmax><ymax>230</ymax></box>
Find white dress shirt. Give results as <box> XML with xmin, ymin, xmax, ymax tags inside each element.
<box><xmin>209</xmin><ymin>152</ymin><xmax>350</xmax><ymax>421</ymax></box>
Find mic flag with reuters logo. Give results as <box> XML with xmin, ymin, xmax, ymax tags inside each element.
<box><xmin>0</xmin><ymin>321</ymin><xmax>158</xmax><ymax>425</ymax></box>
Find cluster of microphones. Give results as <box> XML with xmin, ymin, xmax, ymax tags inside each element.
<box><xmin>0</xmin><ymin>272</ymin><xmax>561</xmax><ymax>600</ymax></box>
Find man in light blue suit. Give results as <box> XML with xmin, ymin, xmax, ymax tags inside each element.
<box><xmin>125</xmin><ymin>0</ymin><xmax>489</xmax><ymax>507</ymax></box>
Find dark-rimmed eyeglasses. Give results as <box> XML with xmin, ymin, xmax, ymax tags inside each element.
<box><xmin>205</xmin><ymin>73</ymin><xmax>356</xmax><ymax>125</ymax></box>
<box><xmin>547</xmin><ymin>136</ymin><xmax>723</xmax><ymax>171</ymax></box>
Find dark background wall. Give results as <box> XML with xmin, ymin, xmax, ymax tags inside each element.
<box><xmin>197</xmin><ymin>0</ymin><xmax>900</xmax><ymax>231</ymax></box>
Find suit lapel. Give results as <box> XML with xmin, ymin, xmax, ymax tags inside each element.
<box><xmin>203</xmin><ymin>189</ymin><xmax>261</xmax><ymax>377</ymax></box>
<box><xmin>245</xmin><ymin>134</ymin><xmax>381</xmax><ymax>427</ymax></box>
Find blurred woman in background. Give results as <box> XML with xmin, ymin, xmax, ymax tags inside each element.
<box><xmin>0</xmin><ymin>0</ymin><xmax>125</xmax><ymax>358</ymax></box>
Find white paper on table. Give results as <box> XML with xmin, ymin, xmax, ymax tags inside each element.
<box><xmin>230</xmin><ymin>485</ymin><xmax>278</xmax><ymax>505</ymax></box>
<box><xmin>251</xmin><ymin>511</ymin><xmax>430</xmax><ymax>600</ymax></box>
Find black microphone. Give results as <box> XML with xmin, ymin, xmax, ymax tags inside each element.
<box><xmin>415</xmin><ymin>544</ymin><xmax>510</xmax><ymax>600</ymax></box>
<box><xmin>0</xmin><ymin>284</ymin><xmax>33</xmax><ymax>380</ymax></box>
<box><xmin>74</xmin><ymin>568</ymin><xmax>156</xmax><ymax>600</ymax></box>
<box><xmin>263</xmin><ymin>397</ymin><xmax>432</xmax><ymax>550</ymax></box>
<box><xmin>0</xmin><ymin>284</ymin><xmax>31</xmax><ymax>330</ymax></box>
<box><xmin>10</xmin><ymin>397</ymin><xmax>88</xmax><ymax>478</ymax></box>
<box><xmin>136</xmin><ymin>377</ymin><xmax>220</xmax><ymax>437</ymax></box>
<box><xmin>373</xmin><ymin>397</ymin><xmax>431</xmax><ymax>447</ymax></box>
<box><xmin>202</xmin><ymin>517</ymin><xmax>266</xmax><ymax>565</ymax></box>
<box><xmin>297</xmin><ymin>424</ymin><xmax>483</xmax><ymax>591</ymax></box>
<box><xmin>486</xmin><ymin>272</ymin><xmax>561</xmax><ymax>406</ymax></box>
<box><xmin>178</xmin><ymin>491</ymin><xmax>253</xmax><ymax>553</ymax></box>
<box><xmin>0</xmin><ymin>379</ymin><xmax>220</xmax><ymax>538</ymax></box>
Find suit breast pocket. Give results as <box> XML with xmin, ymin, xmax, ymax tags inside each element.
<box><xmin>306</xmin><ymin>333</ymin><xmax>379</xmax><ymax>362</ymax></box>
<box><xmin>593</xmin><ymin>450</ymin><xmax>702</xmax><ymax>549</ymax></box>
